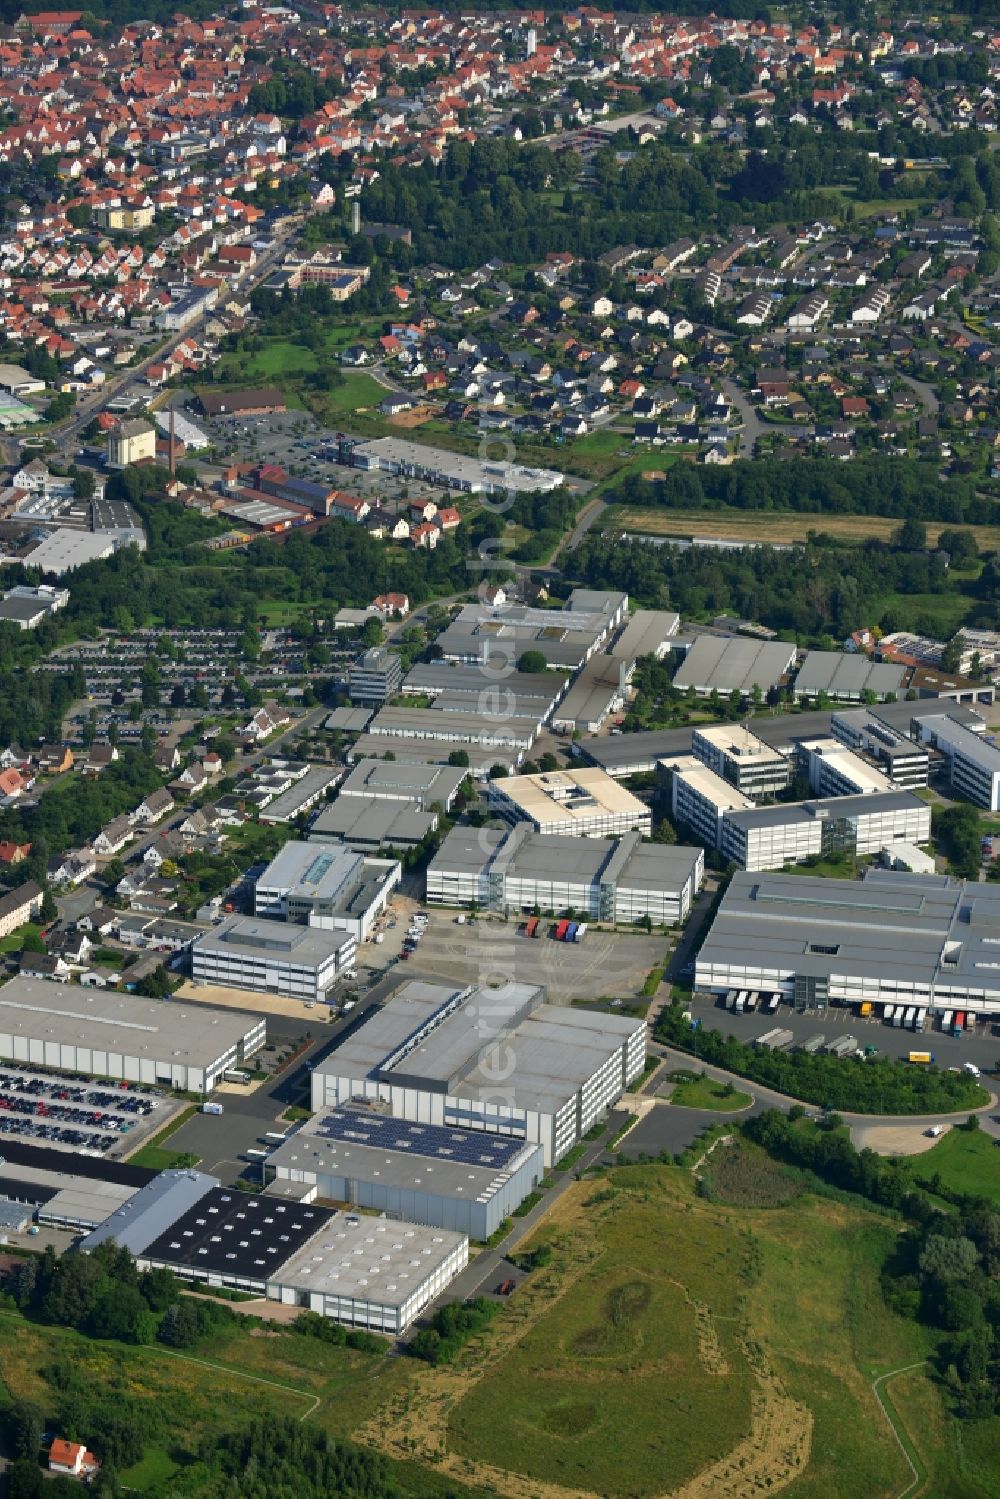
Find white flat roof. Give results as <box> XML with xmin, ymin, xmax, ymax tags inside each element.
<box><xmin>0</xmin><ymin>977</ymin><xmax>262</xmax><ymax>1068</ymax></box>
<box><xmin>493</xmin><ymin>767</ymin><xmax>649</xmax><ymax>827</ymax></box>
<box><xmin>269</xmin><ymin>1210</ymin><xmax>466</xmax><ymax>1309</ymax></box>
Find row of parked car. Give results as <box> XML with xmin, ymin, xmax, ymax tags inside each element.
<box><xmin>0</xmin><ymin>1089</ymin><xmax>136</xmax><ymax>1137</ymax></box>
<box><xmin>0</xmin><ymin>1111</ymin><xmax>119</xmax><ymax>1152</ymax></box>
<box><xmin>0</xmin><ymin>1068</ymin><xmax>157</xmax><ymax>1117</ymax></box>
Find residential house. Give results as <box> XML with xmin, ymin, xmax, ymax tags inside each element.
<box><xmin>0</xmin><ymin>840</ymin><xmax>30</xmax><ymax>865</ymax></box>
<box><xmin>240</xmin><ymin>702</ymin><xmax>290</xmax><ymax>742</ymax></box>
<box><xmin>48</xmin><ymin>1441</ymin><xmax>100</xmax><ymax>1481</ymax></box>
<box><xmin>130</xmin><ymin>787</ymin><xmax>175</xmax><ymax>824</ymax></box>
<box><xmin>84</xmin><ymin>743</ymin><xmax>119</xmax><ymax>775</ymax></box>
<box><xmin>0</xmin><ymin>880</ymin><xmax>43</xmax><ymax>940</ymax></box>
<box><xmin>93</xmin><ymin>815</ymin><xmax>133</xmax><ymax>857</ymax></box>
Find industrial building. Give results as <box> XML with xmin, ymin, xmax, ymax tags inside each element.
<box><xmin>267</xmin><ymin>1103</ymin><xmax>545</xmax><ymax>1240</ymax></box>
<box><xmin>550</xmin><ymin>654</ymin><xmax>627</xmax><ymax>735</ymax></box>
<box><xmin>191</xmin><ymin>916</ymin><xmax>356</xmax><ymax>1002</ymax></box>
<box><xmin>351</xmin><ymin>435</ymin><xmax>564</xmax><ymax>495</ymax></box>
<box><xmin>718</xmin><ymin>791</ymin><xmax>931</xmax><ymax>871</ymax></box>
<box><xmin>265</xmin><ymin>1212</ymin><xmax>468</xmax><ymax>1333</ymax></box>
<box><xmin>21</xmin><ymin>529</ymin><xmax>116</xmax><ymax>575</ymax></box>
<box><xmin>0</xmin><ymin>1139</ymin><xmax>154</xmax><ymax>1231</ymax></box>
<box><xmin>0</xmin><ymin>977</ymin><xmax>265</xmax><ymax>1093</ymax></box>
<box><xmin>914</xmin><ymin>715</ymin><xmax>1000</xmax><ymax>811</ymax></box>
<box><xmin>349</xmin><ymin>648</ymin><xmax>402</xmax><ymax>707</ymax></box>
<box><xmin>487</xmin><ymin>768</ymin><xmax>651</xmax><ymax>838</ymax></box>
<box><xmin>793</xmin><ymin>651</ymin><xmax>908</xmax><ymax>703</ymax></box>
<box><xmin>696</xmin><ymin>868</ymin><xmax>1000</xmax><ymax>1017</ymax></box>
<box><xmin>608</xmin><ymin>609</ymin><xmax>680</xmax><ymax>670</ymax></box>
<box><xmin>366</xmin><ymin>704</ymin><xmax>539</xmax><ymax>753</ymax></box>
<box><xmin>427</xmin><ymin>823</ymin><xmax>703</xmax><ymax>925</ymax></box>
<box><xmin>801</xmin><ymin>739</ymin><xmax>894</xmax><ymax>798</ymax></box>
<box><xmin>0</xmin><ymin>584</ymin><xmax>69</xmax><ymax>630</ymax></box>
<box><xmin>310</xmin><ymin>798</ymin><xmax>436</xmax><ymax>852</ymax></box>
<box><xmin>436</xmin><ymin>590</ymin><xmax>628</xmax><ymax>672</ymax></box>
<box><xmin>672</xmin><ymin>635</ymin><xmax>796</xmax><ymax>699</ymax></box>
<box><xmin>334</xmin><ymin>758</ymin><xmax>466</xmax><ymax>812</ymax></box>
<box><xmin>691</xmin><ymin>724</ymin><xmax>790</xmax><ymax>798</ymax></box>
<box><xmin>254</xmin><ymin>840</ymin><xmax>400</xmax><ymax>941</ymax></box>
<box><xmin>310</xmin><ymin>978</ymin><xmax>646</xmax><ymax>1165</ymax></box>
<box><xmin>403</xmin><ymin>662</ymin><xmax>567</xmax><ymax>722</ymax></box>
<box><xmin>259</xmin><ymin>766</ymin><xmax>340</xmax><ymax>824</ymax></box>
<box><xmin>81</xmin><ymin>1168</ymin><xmax>466</xmax><ymax>1331</ymax></box>
<box><xmin>667</xmin><ymin>756</ymin><xmax>754</xmax><ymax>850</ymax></box>
<box><xmin>831</xmin><ymin>709</ymin><xmax>930</xmax><ymax>789</ymax></box>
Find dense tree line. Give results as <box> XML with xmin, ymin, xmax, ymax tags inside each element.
<box><xmin>575</xmin><ymin>529</ymin><xmax>982</xmax><ymax>642</ymax></box>
<box><xmin>745</xmin><ymin>1109</ymin><xmax>1000</xmax><ymax>1418</ymax></box>
<box><xmin>147</xmin><ymin>1420</ymin><xmax>399</xmax><ymax>1499</ymax></box>
<box><xmin>615</xmin><ymin>457</ymin><xmax>998</xmax><ymax>528</ymax></box>
<box><xmin>655</xmin><ymin>1003</ymin><xmax>986</xmax><ymax>1114</ymax></box>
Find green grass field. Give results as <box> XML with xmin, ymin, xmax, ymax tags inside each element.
<box><xmin>449</xmin><ymin>1173</ymin><xmax>754</xmax><ymax>1495</ymax></box>
<box><xmin>905</xmin><ymin>1127</ymin><xmax>1000</xmax><ymax>1206</ymax></box>
<box><xmin>446</xmin><ymin>1165</ymin><xmax>1000</xmax><ymax>1499</ymax></box>
<box><xmin>668</xmin><ymin>1074</ymin><xmax>752</xmax><ymax>1111</ymax></box>
<box><xmin>0</xmin><ymin>921</ymin><xmax>42</xmax><ymax>953</ymax></box>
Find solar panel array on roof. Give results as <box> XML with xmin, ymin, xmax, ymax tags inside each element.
<box><xmin>142</xmin><ymin>1188</ymin><xmax>332</xmax><ymax>1280</ymax></box>
<box><xmin>313</xmin><ymin>1107</ymin><xmax>525</xmax><ymax>1170</ymax></box>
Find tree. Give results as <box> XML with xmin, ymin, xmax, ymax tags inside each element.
<box><xmin>8</xmin><ymin>1399</ymin><xmax>43</xmax><ymax>1460</ymax></box>
<box><xmin>940</xmin><ymin>637</ymin><xmax>963</xmax><ymax>674</ymax></box>
<box><xmin>517</xmin><ymin>649</ymin><xmax>547</xmax><ymax>674</ymax></box>
<box><xmin>489</xmin><ymin>763</ymin><xmax>508</xmax><ymax>779</ymax></box>
<box><xmin>361</xmin><ymin>616</ymin><xmax>384</xmax><ymax>647</ymax></box>
<box><xmin>448</xmin><ymin>749</ymin><xmax>470</xmax><ymax>768</ymax></box>
<box><xmin>7</xmin><ymin>1459</ymin><xmax>44</xmax><ymax>1499</ymax></box>
<box><xmin>918</xmin><ymin>1234</ymin><xmax>980</xmax><ymax>1286</ymax></box>
<box><xmin>895</xmin><ymin>517</ymin><xmax>927</xmax><ymax>551</ymax></box>
<box><xmin>102</xmin><ymin>858</ymin><xmax>125</xmax><ymax>890</ymax></box>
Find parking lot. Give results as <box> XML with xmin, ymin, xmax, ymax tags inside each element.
<box><xmin>396</xmin><ymin>913</ymin><xmax>666</xmax><ymax>1003</ymax></box>
<box><xmin>0</xmin><ymin>1063</ymin><xmax>169</xmax><ymax>1156</ymax></box>
<box><xmin>196</xmin><ymin>407</ymin><xmax>447</xmax><ymax>509</ymax></box>
<box><xmin>688</xmin><ymin>992</ymin><xmax>1000</xmax><ymax>1074</ymax></box>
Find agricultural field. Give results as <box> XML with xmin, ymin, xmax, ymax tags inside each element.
<box><xmin>604</xmin><ymin>504</ymin><xmax>1000</xmax><ymax>553</ymax></box>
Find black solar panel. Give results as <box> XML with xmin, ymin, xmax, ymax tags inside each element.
<box><xmin>314</xmin><ymin>1107</ymin><xmax>523</xmax><ymax>1170</ymax></box>
<box><xmin>142</xmin><ymin>1189</ymin><xmax>333</xmax><ymax>1279</ymax></box>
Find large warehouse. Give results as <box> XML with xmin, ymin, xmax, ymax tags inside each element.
<box><xmin>696</xmin><ymin>869</ymin><xmax>1000</xmax><ymax>1017</ymax></box>
<box><xmin>82</xmin><ymin>1169</ymin><xmax>467</xmax><ymax>1332</ymax></box>
<box><xmin>191</xmin><ymin>916</ymin><xmax>356</xmax><ymax>1003</ymax></box>
<box><xmin>311</xmin><ymin>978</ymin><xmax>646</xmax><ymax>1166</ymax></box>
<box><xmin>672</xmin><ymin>635</ymin><xmax>797</xmax><ymax>698</ymax></box>
<box><xmin>267</xmin><ymin>1103</ymin><xmax>545</xmax><ymax>1240</ymax></box>
<box><xmin>254</xmin><ymin>840</ymin><xmax>400</xmax><ymax>940</ymax></box>
<box><xmin>487</xmin><ymin>767</ymin><xmax>651</xmax><ymax>838</ymax></box>
<box><xmin>334</xmin><ymin>757</ymin><xmax>467</xmax><ymax>811</ymax></box>
<box><xmin>426</xmin><ymin>822</ymin><xmax>704</xmax><ymax>925</ymax></box>
<box><xmin>0</xmin><ymin>978</ymin><xmax>265</xmax><ymax>1093</ymax></box>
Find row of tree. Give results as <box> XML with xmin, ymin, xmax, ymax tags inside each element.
<box><xmin>616</xmin><ymin>456</ymin><xmax>999</xmax><ymax>529</ymax></box>
<box><xmin>655</xmin><ymin>1003</ymin><xmax>986</xmax><ymax>1114</ymax></box>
